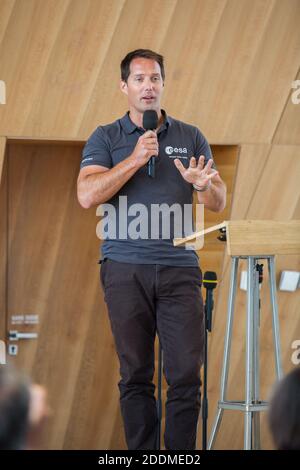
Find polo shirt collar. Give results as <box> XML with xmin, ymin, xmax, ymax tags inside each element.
<box><xmin>120</xmin><ymin>109</ymin><xmax>171</xmax><ymax>134</ymax></box>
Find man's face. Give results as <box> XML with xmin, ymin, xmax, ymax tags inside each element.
<box><xmin>120</xmin><ymin>58</ymin><xmax>164</xmax><ymax>114</ymax></box>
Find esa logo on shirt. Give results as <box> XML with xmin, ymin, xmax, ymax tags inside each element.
<box><xmin>165</xmin><ymin>146</ymin><xmax>188</xmax><ymax>157</ymax></box>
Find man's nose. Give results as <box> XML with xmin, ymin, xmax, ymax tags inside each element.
<box><xmin>144</xmin><ymin>78</ymin><xmax>154</xmax><ymax>90</ymax></box>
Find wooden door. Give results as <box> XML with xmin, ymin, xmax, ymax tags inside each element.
<box><xmin>1</xmin><ymin>142</ymin><xmax>125</xmax><ymax>449</ymax></box>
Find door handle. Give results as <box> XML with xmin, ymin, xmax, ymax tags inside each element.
<box><xmin>9</xmin><ymin>330</ymin><xmax>38</xmax><ymax>341</ymax></box>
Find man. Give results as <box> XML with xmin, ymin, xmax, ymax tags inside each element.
<box><xmin>77</xmin><ymin>49</ymin><xmax>226</xmax><ymax>450</ymax></box>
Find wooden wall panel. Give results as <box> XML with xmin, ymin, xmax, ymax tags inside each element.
<box><xmin>0</xmin><ymin>0</ymin><xmax>69</xmax><ymax>133</ymax></box>
<box><xmin>247</xmin><ymin>145</ymin><xmax>300</xmax><ymax>220</ymax></box>
<box><xmin>230</xmin><ymin>144</ymin><xmax>271</xmax><ymax>219</ymax></box>
<box><xmin>274</xmin><ymin>70</ymin><xmax>300</xmax><ymax>145</ymax></box>
<box><xmin>24</xmin><ymin>0</ymin><xmax>125</xmax><ymax>137</ymax></box>
<box><xmin>0</xmin><ymin>0</ymin><xmax>299</xmax><ymax>143</ymax></box>
<box><xmin>0</xmin><ymin>137</ymin><xmax>6</xmax><ymax>182</ymax></box>
<box><xmin>0</xmin><ymin>0</ymin><xmax>15</xmax><ymax>46</ymax></box>
<box><xmin>78</xmin><ymin>0</ymin><xmax>178</xmax><ymax>137</ymax></box>
<box><xmin>164</xmin><ymin>0</ymin><xmax>274</xmax><ymax>142</ymax></box>
<box><xmin>0</xmin><ymin>137</ymin><xmax>7</xmax><ymax>341</ymax></box>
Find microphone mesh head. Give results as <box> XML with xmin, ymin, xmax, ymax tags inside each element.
<box><xmin>143</xmin><ymin>110</ymin><xmax>158</xmax><ymax>130</ymax></box>
<box><xmin>203</xmin><ymin>271</ymin><xmax>218</xmax><ymax>289</ymax></box>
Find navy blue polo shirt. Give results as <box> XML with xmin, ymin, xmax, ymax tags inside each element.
<box><xmin>81</xmin><ymin>110</ymin><xmax>215</xmax><ymax>266</ymax></box>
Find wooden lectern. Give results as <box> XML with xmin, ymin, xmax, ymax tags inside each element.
<box><xmin>174</xmin><ymin>220</ymin><xmax>300</xmax><ymax>450</ymax></box>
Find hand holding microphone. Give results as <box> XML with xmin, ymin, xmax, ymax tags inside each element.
<box><xmin>131</xmin><ymin>129</ymin><xmax>158</xmax><ymax>169</ymax></box>
<box><xmin>130</xmin><ymin>110</ymin><xmax>159</xmax><ymax>176</ymax></box>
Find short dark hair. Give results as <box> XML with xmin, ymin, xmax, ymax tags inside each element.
<box><xmin>120</xmin><ymin>49</ymin><xmax>165</xmax><ymax>83</ymax></box>
<box><xmin>269</xmin><ymin>367</ymin><xmax>300</xmax><ymax>450</ymax></box>
<box><xmin>0</xmin><ymin>366</ymin><xmax>31</xmax><ymax>450</ymax></box>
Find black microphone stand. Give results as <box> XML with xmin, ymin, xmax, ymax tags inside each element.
<box><xmin>202</xmin><ymin>283</ymin><xmax>215</xmax><ymax>450</ymax></box>
<box><xmin>156</xmin><ymin>340</ymin><xmax>163</xmax><ymax>450</ymax></box>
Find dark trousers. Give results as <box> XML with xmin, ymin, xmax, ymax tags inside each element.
<box><xmin>100</xmin><ymin>259</ymin><xmax>205</xmax><ymax>450</ymax></box>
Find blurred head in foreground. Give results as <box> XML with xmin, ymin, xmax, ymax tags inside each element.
<box><xmin>269</xmin><ymin>367</ymin><xmax>300</xmax><ymax>450</ymax></box>
<box><xmin>0</xmin><ymin>364</ymin><xmax>49</xmax><ymax>449</ymax></box>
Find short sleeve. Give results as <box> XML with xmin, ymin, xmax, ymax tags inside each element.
<box><xmin>80</xmin><ymin>127</ymin><xmax>112</xmax><ymax>169</ymax></box>
<box><xmin>194</xmin><ymin>128</ymin><xmax>216</xmax><ymax>169</ymax></box>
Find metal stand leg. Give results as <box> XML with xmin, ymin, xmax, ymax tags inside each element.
<box><xmin>244</xmin><ymin>257</ymin><xmax>254</xmax><ymax>449</ymax></box>
<box><xmin>268</xmin><ymin>257</ymin><xmax>283</xmax><ymax>380</ymax></box>
<box><xmin>252</xmin><ymin>261</ymin><xmax>261</xmax><ymax>450</ymax></box>
<box><xmin>208</xmin><ymin>257</ymin><xmax>239</xmax><ymax>449</ymax></box>
<box><xmin>208</xmin><ymin>255</ymin><xmax>282</xmax><ymax>450</ymax></box>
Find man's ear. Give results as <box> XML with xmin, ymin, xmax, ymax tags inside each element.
<box><xmin>120</xmin><ymin>80</ymin><xmax>128</xmax><ymax>96</ymax></box>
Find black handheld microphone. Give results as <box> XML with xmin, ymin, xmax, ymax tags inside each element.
<box><xmin>203</xmin><ymin>271</ymin><xmax>218</xmax><ymax>332</ymax></box>
<box><xmin>143</xmin><ymin>110</ymin><xmax>158</xmax><ymax>178</ymax></box>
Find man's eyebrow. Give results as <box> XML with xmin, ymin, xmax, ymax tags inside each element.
<box><xmin>133</xmin><ymin>73</ymin><xmax>161</xmax><ymax>77</ymax></box>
